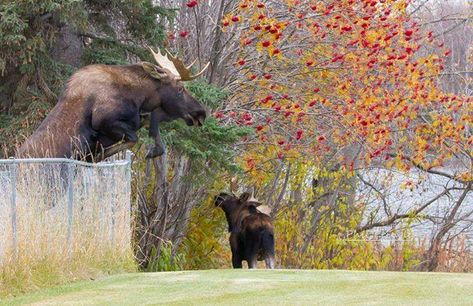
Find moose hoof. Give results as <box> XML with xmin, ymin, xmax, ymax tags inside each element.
<box><xmin>145</xmin><ymin>146</ymin><xmax>165</xmax><ymax>159</ymax></box>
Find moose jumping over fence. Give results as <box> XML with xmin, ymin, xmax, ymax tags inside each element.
<box><xmin>215</xmin><ymin>192</ymin><xmax>275</xmax><ymax>269</ymax></box>
<box><xmin>18</xmin><ymin>48</ymin><xmax>208</xmax><ymax>161</ymax></box>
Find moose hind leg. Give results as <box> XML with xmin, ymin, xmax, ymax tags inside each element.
<box><xmin>244</xmin><ymin>239</ymin><xmax>260</xmax><ymax>269</ymax></box>
<box><xmin>232</xmin><ymin>253</ymin><xmax>243</xmax><ymax>269</ymax></box>
<box><xmin>265</xmin><ymin>256</ymin><xmax>275</xmax><ymax>269</ymax></box>
<box><xmin>248</xmin><ymin>256</ymin><xmax>258</xmax><ymax>269</ymax></box>
<box><xmin>230</xmin><ymin>234</ymin><xmax>243</xmax><ymax>269</ymax></box>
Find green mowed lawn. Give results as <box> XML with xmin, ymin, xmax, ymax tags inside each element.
<box><xmin>4</xmin><ymin>269</ymin><xmax>473</xmax><ymax>305</ymax></box>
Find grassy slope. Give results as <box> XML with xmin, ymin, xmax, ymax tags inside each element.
<box><xmin>4</xmin><ymin>269</ymin><xmax>473</xmax><ymax>305</ymax></box>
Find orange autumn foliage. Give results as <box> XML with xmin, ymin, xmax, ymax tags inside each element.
<box><xmin>220</xmin><ymin>0</ymin><xmax>472</xmax><ymax>181</ymax></box>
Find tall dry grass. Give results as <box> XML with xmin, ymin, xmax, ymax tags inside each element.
<box><xmin>0</xmin><ymin>160</ymin><xmax>136</xmax><ymax>297</ymax></box>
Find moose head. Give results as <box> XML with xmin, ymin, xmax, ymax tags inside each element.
<box><xmin>144</xmin><ymin>48</ymin><xmax>208</xmax><ymax>126</ymax></box>
<box><xmin>140</xmin><ymin>48</ymin><xmax>210</xmax><ymax>158</ymax></box>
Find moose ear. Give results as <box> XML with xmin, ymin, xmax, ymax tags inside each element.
<box><xmin>239</xmin><ymin>192</ymin><xmax>251</xmax><ymax>202</ymax></box>
<box><xmin>214</xmin><ymin>192</ymin><xmax>228</xmax><ymax>207</ymax></box>
<box><xmin>141</xmin><ymin>62</ymin><xmax>172</xmax><ymax>83</ymax></box>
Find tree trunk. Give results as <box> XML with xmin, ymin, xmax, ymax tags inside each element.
<box><xmin>424</xmin><ymin>183</ymin><xmax>471</xmax><ymax>271</ymax></box>
<box><xmin>50</xmin><ymin>23</ymin><xmax>84</xmax><ymax>68</ymax></box>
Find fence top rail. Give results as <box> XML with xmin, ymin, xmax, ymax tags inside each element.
<box><xmin>0</xmin><ymin>152</ymin><xmax>132</xmax><ymax>168</ymax></box>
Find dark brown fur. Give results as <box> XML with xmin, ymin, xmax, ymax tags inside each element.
<box><xmin>18</xmin><ymin>63</ymin><xmax>206</xmax><ymax>160</ymax></box>
<box><xmin>215</xmin><ymin>192</ymin><xmax>275</xmax><ymax>269</ymax></box>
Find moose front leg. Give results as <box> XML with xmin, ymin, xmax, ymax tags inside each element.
<box><xmin>90</xmin><ymin>118</ymin><xmax>139</xmax><ymax>161</ymax></box>
<box><xmin>145</xmin><ymin>110</ymin><xmax>166</xmax><ymax>159</ymax></box>
<box><xmin>101</xmin><ymin>119</ymin><xmax>139</xmax><ymax>144</ymax></box>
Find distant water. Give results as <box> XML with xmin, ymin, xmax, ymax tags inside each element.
<box><xmin>357</xmin><ymin>168</ymin><xmax>473</xmax><ymax>247</ymax></box>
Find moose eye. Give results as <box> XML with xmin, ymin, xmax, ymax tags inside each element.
<box><xmin>178</xmin><ymin>87</ymin><xmax>184</xmax><ymax>94</ymax></box>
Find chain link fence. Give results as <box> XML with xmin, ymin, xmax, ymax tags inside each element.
<box><xmin>0</xmin><ymin>152</ymin><xmax>132</xmax><ymax>265</ymax></box>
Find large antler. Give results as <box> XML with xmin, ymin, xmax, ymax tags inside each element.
<box><xmin>165</xmin><ymin>49</ymin><xmax>210</xmax><ymax>81</ymax></box>
<box><xmin>149</xmin><ymin>47</ymin><xmax>180</xmax><ymax>79</ymax></box>
<box><xmin>149</xmin><ymin>47</ymin><xmax>209</xmax><ymax>81</ymax></box>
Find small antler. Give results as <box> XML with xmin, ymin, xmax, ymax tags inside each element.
<box><xmin>247</xmin><ymin>190</ymin><xmax>261</xmax><ymax>204</ymax></box>
<box><xmin>230</xmin><ymin>177</ymin><xmax>238</xmax><ymax>194</ymax></box>
<box><xmin>165</xmin><ymin>49</ymin><xmax>210</xmax><ymax>81</ymax></box>
<box><xmin>256</xmin><ymin>205</ymin><xmax>271</xmax><ymax>216</ymax></box>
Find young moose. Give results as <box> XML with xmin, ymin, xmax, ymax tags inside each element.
<box><xmin>215</xmin><ymin>192</ymin><xmax>275</xmax><ymax>269</ymax></box>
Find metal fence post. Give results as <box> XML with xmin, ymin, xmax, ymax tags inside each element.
<box><xmin>125</xmin><ymin>150</ymin><xmax>132</xmax><ymax>213</ymax></box>
<box><xmin>9</xmin><ymin>159</ymin><xmax>17</xmax><ymax>258</ymax></box>
<box><xmin>125</xmin><ymin>150</ymin><xmax>132</xmax><ymax>247</ymax></box>
<box><xmin>110</xmin><ymin>167</ymin><xmax>116</xmax><ymax>247</ymax></box>
<box><xmin>66</xmin><ymin>163</ymin><xmax>74</xmax><ymax>252</ymax></box>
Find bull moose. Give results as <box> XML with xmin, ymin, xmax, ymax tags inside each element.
<box><xmin>18</xmin><ymin>48</ymin><xmax>208</xmax><ymax>161</ymax></box>
<box><xmin>215</xmin><ymin>192</ymin><xmax>275</xmax><ymax>269</ymax></box>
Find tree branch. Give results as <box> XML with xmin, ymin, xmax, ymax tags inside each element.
<box><xmin>355</xmin><ymin>187</ymin><xmax>454</xmax><ymax>233</ymax></box>
<box><xmin>388</xmin><ymin>153</ymin><xmax>471</xmax><ymax>184</ymax></box>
